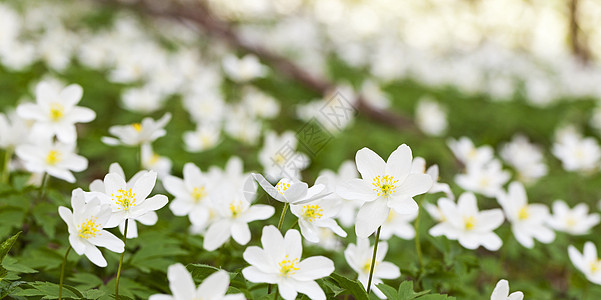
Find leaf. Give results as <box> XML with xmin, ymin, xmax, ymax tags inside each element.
<box><xmin>11</xmin><ymin>281</ymin><xmax>81</xmax><ymax>299</ymax></box>
<box><xmin>0</xmin><ymin>280</ymin><xmax>26</xmax><ymax>298</ymax></box>
<box><xmin>329</xmin><ymin>272</ymin><xmax>369</xmax><ymax>300</ymax></box>
<box><xmin>376</xmin><ymin>283</ymin><xmax>399</xmax><ymax>299</ymax></box>
<box><xmin>68</xmin><ymin>273</ymin><xmax>103</xmax><ymax>290</ymax></box>
<box><xmin>397</xmin><ymin>281</ymin><xmax>430</xmax><ymax>300</ymax></box>
<box><xmin>187</xmin><ymin>263</ymin><xmax>220</xmax><ymax>282</ymax></box>
<box><xmin>0</xmin><ymin>231</ymin><xmax>20</xmax><ymax>281</ymax></box>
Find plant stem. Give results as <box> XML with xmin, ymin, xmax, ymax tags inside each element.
<box><xmin>287</xmin><ymin>219</ymin><xmax>298</xmax><ymax>231</ymax></box>
<box><xmin>59</xmin><ymin>246</ymin><xmax>72</xmax><ymax>300</ymax></box>
<box><xmin>415</xmin><ymin>204</ymin><xmax>423</xmax><ymax>272</ymax></box>
<box><xmin>138</xmin><ymin>145</ymin><xmax>143</xmax><ymax>170</ymax></box>
<box><xmin>38</xmin><ymin>173</ymin><xmax>48</xmax><ymax>201</ymax></box>
<box><xmin>115</xmin><ymin>219</ymin><xmax>129</xmax><ymax>299</ymax></box>
<box><xmin>1</xmin><ymin>147</ymin><xmax>12</xmax><ymax>183</ymax></box>
<box><xmin>366</xmin><ymin>226</ymin><xmax>382</xmax><ymax>294</ymax></box>
<box><xmin>273</xmin><ymin>285</ymin><xmax>278</xmax><ymax>300</ymax></box>
<box><xmin>276</xmin><ymin>202</ymin><xmax>289</xmax><ymax>232</ymax></box>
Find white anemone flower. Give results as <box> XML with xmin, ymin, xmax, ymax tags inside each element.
<box><xmin>568</xmin><ymin>242</ymin><xmax>601</xmax><ymax>285</ymax></box>
<box><xmin>0</xmin><ymin>111</ymin><xmax>32</xmax><ymax>149</ymax></box>
<box><xmin>429</xmin><ymin>192</ymin><xmax>504</xmax><ymax>251</ymax></box>
<box><xmin>344</xmin><ymin>238</ymin><xmax>400</xmax><ymax>299</ymax></box>
<box><xmin>164</xmin><ymin>163</ymin><xmax>216</xmax><ymax>230</ymax></box>
<box><xmin>203</xmin><ymin>184</ymin><xmax>274</xmax><ymax>251</ymax></box>
<box><xmin>337</xmin><ymin>145</ymin><xmax>433</xmax><ymax>238</ymax></box>
<box><xmin>552</xmin><ymin>132</ymin><xmax>601</xmax><ymax>174</ymax></box>
<box><xmin>447</xmin><ymin>137</ymin><xmax>494</xmax><ymax>167</ymax></box>
<box><xmin>547</xmin><ymin>200</ymin><xmax>600</xmax><ymax>235</ymax></box>
<box><xmin>500</xmin><ymin>135</ymin><xmax>547</xmax><ymax>184</ymax></box>
<box><xmin>149</xmin><ymin>264</ymin><xmax>244</xmax><ymax>300</ymax></box>
<box><xmin>16</xmin><ymin>81</ymin><xmax>95</xmax><ymax>143</ymax></box>
<box><xmin>380</xmin><ymin>209</ymin><xmax>417</xmax><ymax>240</ymax></box>
<box><xmin>496</xmin><ymin>182</ymin><xmax>555</xmax><ymax>248</ymax></box>
<box><xmin>102</xmin><ymin>113</ymin><xmax>171</xmax><ymax>146</ymax></box>
<box><xmin>455</xmin><ymin>160</ymin><xmax>510</xmax><ymax>198</ymax></box>
<box><xmin>258</xmin><ymin>131</ymin><xmax>309</xmax><ymax>181</ymax></box>
<box><xmin>58</xmin><ymin>189</ymin><xmax>124</xmax><ymax>267</ymax></box>
<box><xmin>141</xmin><ymin>143</ymin><xmax>172</xmax><ymax>179</ymax></box>
<box><xmin>242</xmin><ymin>226</ymin><xmax>334</xmax><ymax>300</ymax></box>
<box><xmin>411</xmin><ymin>157</ymin><xmax>454</xmax><ymax>200</ymax></box>
<box><xmin>15</xmin><ymin>138</ymin><xmax>87</xmax><ymax>183</ymax></box>
<box><xmin>290</xmin><ymin>197</ymin><xmax>347</xmax><ymax>243</ymax></box>
<box><xmin>490</xmin><ymin>279</ymin><xmax>524</xmax><ymax>300</ymax></box>
<box><xmin>252</xmin><ymin>173</ymin><xmax>327</xmax><ymax>205</ymax></box>
<box><xmin>222</xmin><ymin>54</ymin><xmax>268</xmax><ymax>82</ymax></box>
<box><xmin>317</xmin><ymin>161</ymin><xmax>361</xmax><ymax>227</ymax></box>
<box><xmin>101</xmin><ymin>170</ymin><xmax>168</xmax><ymax>238</ymax></box>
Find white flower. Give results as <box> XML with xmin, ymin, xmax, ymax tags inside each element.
<box><xmin>258</xmin><ymin>131</ymin><xmax>309</xmax><ymax>181</ymax></box>
<box><xmin>101</xmin><ymin>170</ymin><xmax>169</xmax><ymax>238</ymax></box>
<box><xmin>0</xmin><ymin>111</ymin><xmax>32</xmax><ymax>149</ymax></box>
<box><xmin>183</xmin><ymin>123</ymin><xmax>221</xmax><ymax>152</ymax></box>
<box><xmin>58</xmin><ymin>189</ymin><xmax>124</xmax><ymax>267</ymax></box>
<box><xmin>17</xmin><ymin>81</ymin><xmax>95</xmax><ymax>143</ymax></box>
<box><xmin>252</xmin><ymin>173</ymin><xmax>327</xmax><ymax>205</ymax></box>
<box><xmin>141</xmin><ymin>143</ymin><xmax>172</xmax><ymax>179</ymax></box>
<box><xmin>411</xmin><ymin>157</ymin><xmax>454</xmax><ymax>200</ymax></box>
<box><xmin>455</xmin><ymin>160</ymin><xmax>510</xmax><ymax>198</ymax></box>
<box><xmin>306</xmin><ymin>228</ymin><xmax>344</xmax><ymax>251</ymax></box>
<box><xmin>344</xmin><ymin>238</ymin><xmax>400</xmax><ymax>299</ymax></box>
<box><xmin>447</xmin><ymin>137</ymin><xmax>494</xmax><ymax>167</ymax></box>
<box><xmin>490</xmin><ymin>279</ymin><xmax>524</xmax><ymax>300</ymax></box>
<box><xmin>222</xmin><ymin>54</ymin><xmax>267</xmax><ymax>82</ymax></box>
<box><xmin>360</xmin><ymin>80</ymin><xmax>390</xmax><ymax>110</ymax></box>
<box><xmin>242</xmin><ymin>226</ymin><xmax>334</xmax><ymax>300</ymax></box>
<box><xmin>547</xmin><ymin>200</ymin><xmax>600</xmax><ymax>235</ymax></box>
<box><xmin>290</xmin><ymin>197</ymin><xmax>347</xmax><ymax>243</ymax></box>
<box><xmin>415</xmin><ymin>97</ymin><xmax>448</xmax><ymax>136</ymax></box>
<box><xmin>429</xmin><ymin>192</ymin><xmax>504</xmax><ymax>251</ymax></box>
<box><xmin>317</xmin><ymin>161</ymin><xmax>361</xmax><ymax>227</ymax></box>
<box><xmin>121</xmin><ymin>86</ymin><xmax>165</xmax><ymax>114</ymax></box>
<box><xmin>552</xmin><ymin>132</ymin><xmax>601</xmax><ymax>173</ymax></box>
<box><xmin>164</xmin><ymin>163</ymin><xmax>216</xmax><ymax>230</ymax></box>
<box><xmin>496</xmin><ymin>182</ymin><xmax>555</xmax><ymax>248</ymax></box>
<box><xmin>241</xmin><ymin>87</ymin><xmax>280</xmax><ymax>119</ymax></box>
<box><xmin>569</xmin><ymin>242</ymin><xmax>601</xmax><ymax>285</ymax></box>
<box><xmin>102</xmin><ymin>113</ymin><xmax>171</xmax><ymax>146</ymax></box>
<box><xmin>203</xmin><ymin>187</ymin><xmax>274</xmax><ymax>251</ymax></box>
<box><xmin>15</xmin><ymin>138</ymin><xmax>87</xmax><ymax>183</ymax></box>
<box><xmin>149</xmin><ymin>264</ymin><xmax>244</xmax><ymax>300</ymax></box>
<box><xmin>337</xmin><ymin>145</ymin><xmax>432</xmax><ymax>238</ymax></box>
<box><xmin>380</xmin><ymin>209</ymin><xmax>417</xmax><ymax>240</ymax></box>
<box><xmin>499</xmin><ymin>135</ymin><xmax>547</xmax><ymax>184</ymax></box>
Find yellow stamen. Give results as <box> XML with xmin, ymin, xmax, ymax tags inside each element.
<box><xmin>362</xmin><ymin>260</ymin><xmax>379</xmax><ymax>273</ymax></box>
<box><xmin>303</xmin><ymin>204</ymin><xmax>323</xmax><ymax>222</ymax></box>
<box><xmin>566</xmin><ymin>216</ymin><xmax>577</xmax><ymax>227</ymax></box>
<box><xmin>49</xmin><ymin>103</ymin><xmax>64</xmax><ymax>121</ymax></box>
<box><xmin>132</xmin><ymin>123</ymin><xmax>142</xmax><ymax>132</ymax></box>
<box><xmin>464</xmin><ymin>216</ymin><xmax>476</xmax><ymax>230</ymax></box>
<box><xmin>191</xmin><ymin>187</ymin><xmax>207</xmax><ymax>203</ymax></box>
<box><xmin>276</xmin><ymin>181</ymin><xmax>291</xmax><ymax>195</ymax></box>
<box><xmin>591</xmin><ymin>260</ymin><xmax>601</xmax><ymax>273</ymax></box>
<box><xmin>372</xmin><ymin>175</ymin><xmax>399</xmax><ymax>197</ymax></box>
<box><xmin>273</xmin><ymin>153</ymin><xmax>286</xmax><ymax>166</ymax></box>
<box><xmin>46</xmin><ymin>150</ymin><xmax>61</xmax><ymax>165</ymax></box>
<box><xmin>518</xmin><ymin>206</ymin><xmax>529</xmax><ymax>220</ymax></box>
<box><xmin>112</xmin><ymin>188</ymin><xmax>137</xmax><ymax>210</ymax></box>
<box><xmin>230</xmin><ymin>201</ymin><xmax>243</xmax><ymax>217</ymax></box>
<box><xmin>279</xmin><ymin>255</ymin><xmax>299</xmax><ymax>277</ymax></box>
<box><xmin>78</xmin><ymin>217</ymin><xmax>100</xmax><ymax>239</ymax></box>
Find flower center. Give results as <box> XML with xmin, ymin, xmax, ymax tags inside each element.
<box><xmin>372</xmin><ymin>175</ymin><xmax>398</xmax><ymax>197</ymax></box>
<box><xmin>49</xmin><ymin>103</ymin><xmax>64</xmax><ymax>121</ymax></box>
<box><xmin>229</xmin><ymin>201</ymin><xmax>243</xmax><ymax>217</ymax></box>
<box><xmin>78</xmin><ymin>217</ymin><xmax>100</xmax><ymax>239</ymax></box>
<box><xmin>132</xmin><ymin>123</ymin><xmax>142</xmax><ymax>132</ymax></box>
<box><xmin>464</xmin><ymin>216</ymin><xmax>476</xmax><ymax>230</ymax></box>
<box><xmin>46</xmin><ymin>150</ymin><xmax>61</xmax><ymax>165</ymax></box>
<box><xmin>566</xmin><ymin>216</ymin><xmax>577</xmax><ymax>227</ymax></box>
<box><xmin>191</xmin><ymin>187</ymin><xmax>207</xmax><ymax>203</ymax></box>
<box><xmin>518</xmin><ymin>206</ymin><xmax>529</xmax><ymax>220</ymax></box>
<box><xmin>276</xmin><ymin>180</ymin><xmax>291</xmax><ymax>195</ymax></box>
<box><xmin>113</xmin><ymin>188</ymin><xmax>137</xmax><ymax>210</ymax></box>
<box><xmin>303</xmin><ymin>204</ymin><xmax>323</xmax><ymax>222</ymax></box>
<box><xmin>279</xmin><ymin>255</ymin><xmax>299</xmax><ymax>277</ymax></box>
<box><xmin>273</xmin><ymin>153</ymin><xmax>287</xmax><ymax>166</ymax></box>
<box><xmin>362</xmin><ymin>260</ymin><xmax>378</xmax><ymax>273</ymax></box>
<box><xmin>591</xmin><ymin>259</ymin><xmax>601</xmax><ymax>274</ymax></box>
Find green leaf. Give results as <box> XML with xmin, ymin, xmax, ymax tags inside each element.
<box><xmin>397</xmin><ymin>281</ymin><xmax>430</xmax><ymax>300</ymax></box>
<box><xmin>187</xmin><ymin>263</ymin><xmax>220</xmax><ymax>281</ymax></box>
<box><xmin>376</xmin><ymin>283</ymin><xmax>399</xmax><ymax>299</ymax></box>
<box><xmin>329</xmin><ymin>272</ymin><xmax>369</xmax><ymax>300</ymax></box>
<box><xmin>68</xmin><ymin>272</ymin><xmax>103</xmax><ymax>290</ymax></box>
<box><xmin>0</xmin><ymin>280</ymin><xmax>26</xmax><ymax>298</ymax></box>
<box><xmin>11</xmin><ymin>281</ymin><xmax>80</xmax><ymax>299</ymax></box>
<box><xmin>0</xmin><ymin>231</ymin><xmax>20</xmax><ymax>281</ymax></box>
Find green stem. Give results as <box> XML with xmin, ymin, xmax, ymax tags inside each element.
<box><xmin>287</xmin><ymin>219</ymin><xmax>298</xmax><ymax>231</ymax></box>
<box><xmin>273</xmin><ymin>285</ymin><xmax>278</xmax><ymax>300</ymax></box>
<box><xmin>277</xmin><ymin>203</ymin><xmax>289</xmax><ymax>232</ymax></box>
<box><xmin>115</xmin><ymin>219</ymin><xmax>129</xmax><ymax>299</ymax></box>
<box><xmin>366</xmin><ymin>226</ymin><xmax>382</xmax><ymax>294</ymax></box>
<box><xmin>58</xmin><ymin>246</ymin><xmax>72</xmax><ymax>300</ymax></box>
<box><xmin>1</xmin><ymin>147</ymin><xmax>12</xmax><ymax>183</ymax></box>
<box><xmin>415</xmin><ymin>204</ymin><xmax>423</xmax><ymax>272</ymax></box>
<box><xmin>37</xmin><ymin>173</ymin><xmax>48</xmax><ymax>201</ymax></box>
<box><xmin>138</xmin><ymin>145</ymin><xmax>143</xmax><ymax>170</ymax></box>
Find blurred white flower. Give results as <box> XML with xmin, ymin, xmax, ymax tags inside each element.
<box><xmin>58</xmin><ymin>189</ymin><xmax>124</xmax><ymax>267</ymax></box>
<box><xmin>141</xmin><ymin>143</ymin><xmax>171</xmax><ymax>179</ymax></box>
<box><xmin>17</xmin><ymin>82</ymin><xmax>95</xmax><ymax>143</ymax></box>
<box><xmin>429</xmin><ymin>192</ymin><xmax>504</xmax><ymax>251</ymax></box>
<box><xmin>490</xmin><ymin>279</ymin><xmax>524</xmax><ymax>300</ymax></box>
<box><xmin>183</xmin><ymin>123</ymin><xmax>221</xmax><ymax>152</ymax></box>
<box><xmin>149</xmin><ymin>264</ymin><xmax>244</xmax><ymax>300</ymax></box>
<box><xmin>222</xmin><ymin>54</ymin><xmax>267</xmax><ymax>82</ymax></box>
<box><xmin>496</xmin><ymin>182</ymin><xmax>555</xmax><ymax>248</ymax></box>
<box><xmin>120</xmin><ymin>86</ymin><xmax>165</xmax><ymax>114</ymax></box>
<box><xmin>380</xmin><ymin>209</ymin><xmax>417</xmax><ymax>240</ymax></box>
<box><xmin>455</xmin><ymin>160</ymin><xmax>510</xmax><ymax>198</ymax></box>
<box><xmin>242</xmin><ymin>226</ymin><xmax>334</xmax><ymax>300</ymax></box>
<box><xmin>360</xmin><ymin>80</ymin><xmax>390</xmax><ymax>110</ymax></box>
<box><xmin>241</xmin><ymin>87</ymin><xmax>280</xmax><ymax>119</ymax></box>
<box><xmin>15</xmin><ymin>137</ymin><xmax>87</xmax><ymax>183</ymax></box>
<box><xmin>258</xmin><ymin>131</ymin><xmax>309</xmax><ymax>181</ymax></box>
<box><xmin>448</xmin><ymin>137</ymin><xmax>494</xmax><ymax>167</ymax></box>
<box><xmin>552</xmin><ymin>131</ymin><xmax>601</xmax><ymax>173</ymax></box>
<box><xmin>411</xmin><ymin>157</ymin><xmax>454</xmax><ymax>200</ymax></box>
<box><xmin>415</xmin><ymin>97</ymin><xmax>448</xmax><ymax>136</ymax></box>
<box><xmin>0</xmin><ymin>111</ymin><xmax>32</xmax><ymax>149</ymax></box>
<box><xmin>317</xmin><ymin>161</ymin><xmax>360</xmax><ymax>227</ymax></box>
<box><xmin>569</xmin><ymin>242</ymin><xmax>601</xmax><ymax>285</ymax></box>
<box><xmin>344</xmin><ymin>238</ymin><xmax>400</xmax><ymax>299</ymax></box>
<box><xmin>337</xmin><ymin>145</ymin><xmax>432</xmax><ymax>238</ymax></box>
<box><xmin>547</xmin><ymin>200</ymin><xmax>600</xmax><ymax>235</ymax></box>
<box><xmin>500</xmin><ymin>135</ymin><xmax>547</xmax><ymax>184</ymax></box>
<box><xmin>102</xmin><ymin>113</ymin><xmax>171</xmax><ymax>146</ymax></box>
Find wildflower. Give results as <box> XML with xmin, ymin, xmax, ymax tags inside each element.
<box><xmin>447</xmin><ymin>137</ymin><xmax>494</xmax><ymax>167</ymax></box>
<box><xmin>568</xmin><ymin>242</ymin><xmax>601</xmax><ymax>285</ymax></box>
<box><xmin>411</xmin><ymin>157</ymin><xmax>454</xmax><ymax>200</ymax></box>
<box><xmin>344</xmin><ymin>238</ymin><xmax>400</xmax><ymax>299</ymax></box>
<box><xmin>380</xmin><ymin>209</ymin><xmax>417</xmax><ymax>240</ymax></box>
<box><xmin>490</xmin><ymin>279</ymin><xmax>524</xmax><ymax>300</ymax></box>
<box><xmin>337</xmin><ymin>145</ymin><xmax>432</xmax><ymax>238</ymax></box>
<box><xmin>552</xmin><ymin>131</ymin><xmax>601</xmax><ymax>173</ymax></box>
<box><xmin>58</xmin><ymin>189</ymin><xmax>124</xmax><ymax>267</ymax></box>
<box><xmin>183</xmin><ymin>123</ymin><xmax>221</xmax><ymax>152</ymax></box>
<box><xmin>258</xmin><ymin>131</ymin><xmax>309</xmax><ymax>181</ymax></box>
<box><xmin>15</xmin><ymin>138</ymin><xmax>87</xmax><ymax>183</ymax></box>
<box><xmin>141</xmin><ymin>143</ymin><xmax>171</xmax><ymax>179</ymax></box>
<box><xmin>317</xmin><ymin>161</ymin><xmax>361</xmax><ymax>227</ymax></box>
<box><xmin>102</xmin><ymin>113</ymin><xmax>171</xmax><ymax>146</ymax></box>
<box><xmin>242</xmin><ymin>225</ymin><xmax>334</xmax><ymax>300</ymax></box>
<box><xmin>496</xmin><ymin>182</ymin><xmax>555</xmax><ymax>248</ymax></box>
<box><xmin>222</xmin><ymin>54</ymin><xmax>267</xmax><ymax>82</ymax></box>
<box><xmin>415</xmin><ymin>97</ymin><xmax>448</xmax><ymax>136</ymax></box>
<box><xmin>499</xmin><ymin>135</ymin><xmax>547</xmax><ymax>184</ymax></box>
<box><xmin>547</xmin><ymin>200</ymin><xmax>600</xmax><ymax>235</ymax></box>
<box><xmin>290</xmin><ymin>197</ymin><xmax>347</xmax><ymax>243</ymax></box>
<box><xmin>429</xmin><ymin>192</ymin><xmax>504</xmax><ymax>250</ymax></box>
<box><xmin>149</xmin><ymin>264</ymin><xmax>244</xmax><ymax>300</ymax></box>
<box><xmin>16</xmin><ymin>81</ymin><xmax>95</xmax><ymax>143</ymax></box>
<box><xmin>455</xmin><ymin>160</ymin><xmax>510</xmax><ymax>198</ymax></box>
<box><xmin>252</xmin><ymin>173</ymin><xmax>327</xmax><ymax>205</ymax></box>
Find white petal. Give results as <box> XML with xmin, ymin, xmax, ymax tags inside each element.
<box><xmin>88</xmin><ymin>230</ymin><xmax>125</xmax><ymax>253</ymax></box>
<box><xmin>231</xmin><ymin>222</ymin><xmax>251</xmax><ymax>245</ymax></box>
<box><xmin>204</xmin><ymin>220</ymin><xmax>232</xmax><ymax>251</ymax></box>
<box><xmin>385</xmin><ymin>144</ymin><xmax>413</xmax><ymax>183</ymax></box>
<box><xmin>356</xmin><ymin>148</ymin><xmax>385</xmax><ymax>181</ymax></box>
<box><xmin>196</xmin><ymin>270</ymin><xmax>229</xmax><ymax>298</ymax></box>
<box><xmin>242</xmin><ymin>266</ymin><xmax>278</xmax><ymax>284</ymax></box>
<box><xmin>294</xmin><ymin>256</ymin><xmax>334</xmax><ymax>281</ymax></box>
<box><xmin>168</xmin><ymin>263</ymin><xmax>196</xmax><ymax>298</ymax></box>
<box><xmin>355</xmin><ymin>199</ymin><xmax>390</xmax><ymax>238</ymax></box>
<box><xmin>83</xmin><ymin>243</ymin><xmax>107</xmax><ymax>267</ymax></box>
<box><xmin>336</xmin><ymin>179</ymin><xmax>376</xmax><ymax>202</ymax></box>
